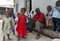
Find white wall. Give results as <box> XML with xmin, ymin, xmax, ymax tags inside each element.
<box><xmin>14</xmin><ymin>0</ymin><xmax>25</xmax><ymax>14</ymax></box>
<box><xmin>18</xmin><ymin>0</ymin><xmax>25</xmax><ymax>12</ymax></box>
<box><xmin>32</xmin><ymin>0</ymin><xmax>58</xmax><ymax>14</ymax></box>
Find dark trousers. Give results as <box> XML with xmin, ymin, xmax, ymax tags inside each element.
<box><xmin>12</xmin><ymin>25</ymin><xmax>15</xmax><ymax>35</ymax></box>
<box><xmin>27</xmin><ymin>20</ymin><xmax>35</xmax><ymax>32</ymax></box>
<box><xmin>53</xmin><ymin>18</ymin><xmax>60</xmax><ymax>31</ymax></box>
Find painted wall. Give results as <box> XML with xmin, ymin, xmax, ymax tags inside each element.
<box><xmin>32</xmin><ymin>0</ymin><xmax>58</xmax><ymax>14</ymax></box>
<box><xmin>14</xmin><ymin>0</ymin><xmax>25</xmax><ymax>14</ymax></box>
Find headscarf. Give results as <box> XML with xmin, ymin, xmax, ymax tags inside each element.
<box><xmin>29</xmin><ymin>10</ymin><xmax>36</xmax><ymax>18</ymax></box>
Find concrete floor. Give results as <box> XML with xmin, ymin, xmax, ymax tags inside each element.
<box><xmin>0</xmin><ymin>20</ymin><xmax>53</xmax><ymax>41</ymax></box>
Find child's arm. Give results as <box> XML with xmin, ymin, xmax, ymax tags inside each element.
<box><xmin>10</xmin><ymin>18</ymin><xmax>12</xmax><ymax>29</ymax></box>
<box><xmin>2</xmin><ymin>21</ymin><xmax>4</xmax><ymax>31</ymax></box>
<box><xmin>10</xmin><ymin>21</ymin><xmax>12</xmax><ymax>29</ymax></box>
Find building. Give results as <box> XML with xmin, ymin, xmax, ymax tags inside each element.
<box><xmin>14</xmin><ymin>0</ymin><xmax>30</xmax><ymax>14</ymax></box>
<box><xmin>14</xmin><ymin>0</ymin><xmax>58</xmax><ymax>14</ymax></box>
<box><xmin>0</xmin><ymin>0</ymin><xmax>14</xmax><ymax>19</ymax></box>
<box><xmin>0</xmin><ymin>0</ymin><xmax>59</xmax><ymax>15</ymax></box>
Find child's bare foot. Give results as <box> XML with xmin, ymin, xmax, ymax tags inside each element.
<box><xmin>3</xmin><ymin>39</ymin><xmax>5</xmax><ymax>41</ymax></box>
<box><xmin>17</xmin><ymin>37</ymin><xmax>20</xmax><ymax>41</ymax></box>
<box><xmin>22</xmin><ymin>37</ymin><xmax>26</xmax><ymax>39</ymax></box>
<box><xmin>3</xmin><ymin>36</ymin><xmax>5</xmax><ymax>41</ymax></box>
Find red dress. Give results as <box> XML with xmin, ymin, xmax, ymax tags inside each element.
<box><xmin>16</xmin><ymin>15</ymin><xmax>27</xmax><ymax>37</ymax></box>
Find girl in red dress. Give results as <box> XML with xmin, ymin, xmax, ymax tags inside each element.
<box><xmin>16</xmin><ymin>8</ymin><xmax>28</xmax><ymax>41</ymax></box>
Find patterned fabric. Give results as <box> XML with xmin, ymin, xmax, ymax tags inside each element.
<box><xmin>2</xmin><ymin>17</ymin><xmax>12</xmax><ymax>36</ymax></box>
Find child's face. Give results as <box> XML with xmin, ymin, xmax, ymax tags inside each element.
<box><xmin>5</xmin><ymin>12</ymin><xmax>10</xmax><ymax>18</ymax></box>
<box><xmin>57</xmin><ymin>2</ymin><xmax>60</xmax><ymax>7</ymax></box>
<box><xmin>21</xmin><ymin>9</ymin><xmax>25</xmax><ymax>15</ymax></box>
<box><xmin>47</xmin><ymin>7</ymin><xmax>52</xmax><ymax>12</ymax></box>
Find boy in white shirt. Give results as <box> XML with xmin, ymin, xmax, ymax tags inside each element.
<box><xmin>52</xmin><ymin>1</ymin><xmax>60</xmax><ymax>31</ymax></box>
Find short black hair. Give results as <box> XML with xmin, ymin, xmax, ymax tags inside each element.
<box><xmin>47</xmin><ymin>6</ymin><xmax>52</xmax><ymax>9</ymax></box>
<box><xmin>35</xmin><ymin>8</ymin><xmax>40</xmax><ymax>12</ymax></box>
<box><xmin>21</xmin><ymin>8</ymin><xmax>26</xmax><ymax>11</ymax></box>
<box><xmin>56</xmin><ymin>1</ymin><xmax>60</xmax><ymax>6</ymax></box>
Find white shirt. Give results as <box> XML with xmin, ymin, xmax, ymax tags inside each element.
<box><xmin>15</xmin><ymin>17</ymin><xmax>18</xmax><ymax>22</ymax></box>
<box><xmin>29</xmin><ymin>13</ymin><xmax>35</xmax><ymax>18</ymax></box>
<box><xmin>52</xmin><ymin>8</ymin><xmax>60</xmax><ymax>18</ymax></box>
<box><xmin>47</xmin><ymin>11</ymin><xmax>52</xmax><ymax>19</ymax></box>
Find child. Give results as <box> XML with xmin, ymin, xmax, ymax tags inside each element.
<box><xmin>52</xmin><ymin>1</ymin><xmax>60</xmax><ymax>31</ymax></box>
<box><xmin>2</xmin><ymin>11</ymin><xmax>12</xmax><ymax>41</ymax></box>
<box><xmin>15</xmin><ymin>13</ymin><xmax>20</xmax><ymax>25</ymax></box>
<box><xmin>16</xmin><ymin>8</ymin><xmax>28</xmax><ymax>41</ymax></box>
<box><xmin>10</xmin><ymin>14</ymin><xmax>15</xmax><ymax>35</ymax></box>
<box><xmin>28</xmin><ymin>10</ymin><xmax>35</xmax><ymax>32</ymax></box>
<box><xmin>46</xmin><ymin>6</ymin><xmax>53</xmax><ymax>29</ymax></box>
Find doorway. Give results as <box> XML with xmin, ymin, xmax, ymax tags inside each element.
<box><xmin>25</xmin><ymin>0</ymin><xmax>32</xmax><ymax>14</ymax></box>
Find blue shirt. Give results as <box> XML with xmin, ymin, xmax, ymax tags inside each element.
<box><xmin>52</xmin><ymin>8</ymin><xmax>60</xmax><ymax>18</ymax></box>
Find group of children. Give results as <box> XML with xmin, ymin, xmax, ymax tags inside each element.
<box><xmin>2</xmin><ymin>0</ymin><xmax>60</xmax><ymax>41</ymax></box>
<box><xmin>2</xmin><ymin>8</ymin><xmax>28</xmax><ymax>41</ymax></box>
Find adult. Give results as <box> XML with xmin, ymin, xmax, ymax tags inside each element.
<box><xmin>33</xmin><ymin>8</ymin><xmax>46</xmax><ymax>39</ymax></box>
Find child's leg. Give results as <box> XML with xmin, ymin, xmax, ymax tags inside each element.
<box><xmin>17</xmin><ymin>35</ymin><xmax>21</xmax><ymax>41</ymax></box>
<box><xmin>7</xmin><ymin>34</ymin><xmax>12</xmax><ymax>40</ymax></box>
<box><xmin>22</xmin><ymin>36</ymin><xmax>26</xmax><ymax>39</ymax></box>
<box><xmin>35</xmin><ymin>31</ymin><xmax>40</xmax><ymax>39</ymax></box>
<box><xmin>35</xmin><ymin>29</ymin><xmax>41</xmax><ymax>39</ymax></box>
<box><xmin>3</xmin><ymin>36</ymin><xmax>5</xmax><ymax>41</ymax></box>
<box><xmin>12</xmin><ymin>28</ymin><xmax>15</xmax><ymax>35</ymax></box>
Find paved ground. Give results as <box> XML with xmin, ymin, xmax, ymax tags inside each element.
<box><xmin>0</xmin><ymin>20</ymin><xmax>53</xmax><ymax>41</ymax></box>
